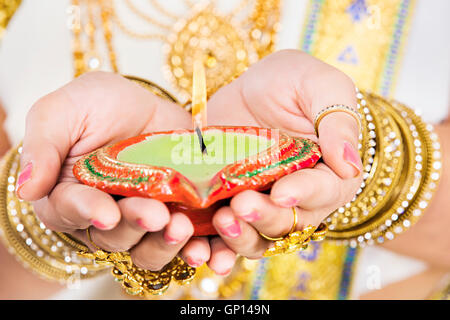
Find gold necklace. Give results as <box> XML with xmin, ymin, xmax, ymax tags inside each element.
<box><xmin>0</xmin><ymin>0</ymin><xmax>22</xmax><ymax>41</ymax></box>
<box><xmin>71</xmin><ymin>0</ymin><xmax>280</xmax><ymax>100</ymax></box>
<box><xmin>71</xmin><ymin>0</ymin><xmax>118</xmax><ymax>76</ymax></box>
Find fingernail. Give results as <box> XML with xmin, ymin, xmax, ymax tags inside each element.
<box><xmin>16</xmin><ymin>162</ymin><xmax>33</xmax><ymax>198</ymax></box>
<box><xmin>273</xmin><ymin>197</ymin><xmax>299</xmax><ymax>208</ymax></box>
<box><xmin>219</xmin><ymin>220</ymin><xmax>241</xmax><ymax>238</ymax></box>
<box><xmin>91</xmin><ymin>219</ymin><xmax>109</xmax><ymax>230</ymax></box>
<box><xmin>241</xmin><ymin>210</ymin><xmax>260</xmax><ymax>222</ymax></box>
<box><xmin>136</xmin><ymin>218</ymin><xmax>156</xmax><ymax>232</ymax></box>
<box><xmin>343</xmin><ymin>141</ymin><xmax>362</xmax><ymax>177</ymax></box>
<box><xmin>187</xmin><ymin>257</ymin><xmax>203</xmax><ymax>268</ymax></box>
<box><xmin>216</xmin><ymin>268</ymin><xmax>232</xmax><ymax>276</ymax></box>
<box><xmin>164</xmin><ymin>233</ymin><xmax>182</xmax><ymax>245</ymax></box>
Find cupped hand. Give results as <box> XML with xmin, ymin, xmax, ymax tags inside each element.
<box><xmin>205</xmin><ymin>50</ymin><xmax>363</xmax><ymax>268</ymax></box>
<box><xmin>16</xmin><ymin>72</ymin><xmax>211</xmax><ymax>271</ymax></box>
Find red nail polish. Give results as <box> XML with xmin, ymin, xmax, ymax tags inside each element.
<box><xmin>91</xmin><ymin>219</ymin><xmax>108</xmax><ymax>230</ymax></box>
<box><xmin>343</xmin><ymin>141</ymin><xmax>362</xmax><ymax>177</ymax></box>
<box><xmin>164</xmin><ymin>233</ymin><xmax>181</xmax><ymax>245</ymax></box>
<box><xmin>16</xmin><ymin>162</ymin><xmax>33</xmax><ymax>198</ymax></box>
<box><xmin>136</xmin><ymin>218</ymin><xmax>155</xmax><ymax>231</ymax></box>
<box><xmin>216</xmin><ymin>268</ymin><xmax>232</xmax><ymax>276</ymax></box>
<box><xmin>136</xmin><ymin>218</ymin><xmax>146</xmax><ymax>229</ymax></box>
<box><xmin>220</xmin><ymin>220</ymin><xmax>241</xmax><ymax>238</ymax></box>
<box><xmin>187</xmin><ymin>257</ymin><xmax>203</xmax><ymax>267</ymax></box>
<box><xmin>241</xmin><ymin>210</ymin><xmax>260</xmax><ymax>222</ymax></box>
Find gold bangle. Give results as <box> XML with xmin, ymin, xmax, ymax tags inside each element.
<box><xmin>326</xmin><ymin>91</ymin><xmax>442</xmax><ymax>246</ymax></box>
<box><xmin>0</xmin><ymin>144</ymin><xmax>196</xmax><ymax>296</ymax></box>
<box><xmin>0</xmin><ymin>145</ymin><xmax>106</xmax><ymax>283</ymax></box>
<box><xmin>259</xmin><ymin>207</ymin><xmax>298</xmax><ymax>241</ymax></box>
<box><xmin>313</xmin><ymin>104</ymin><xmax>362</xmax><ymax>137</ymax></box>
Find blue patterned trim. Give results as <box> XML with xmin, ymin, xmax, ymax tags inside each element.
<box><xmin>337</xmin><ymin>246</ymin><xmax>359</xmax><ymax>300</ymax></box>
<box><xmin>298</xmin><ymin>241</ymin><xmax>321</xmax><ymax>262</ymax></box>
<box><xmin>300</xmin><ymin>0</ymin><xmax>324</xmax><ymax>54</ymax></box>
<box><xmin>249</xmin><ymin>258</ymin><xmax>268</xmax><ymax>300</ymax></box>
<box><xmin>379</xmin><ymin>0</ymin><xmax>414</xmax><ymax>97</ymax></box>
<box><xmin>300</xmin><ymin>0</ymin><xmax>415</xmax><ymax>98</ymax></box>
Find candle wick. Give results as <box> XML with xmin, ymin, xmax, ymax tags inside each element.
<box><xmin>195</xmin><ymin>126</ymin><xmax>208</xmax><ymax>155</ymax></box>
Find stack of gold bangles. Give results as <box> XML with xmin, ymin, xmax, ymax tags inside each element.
<box><xmin>325</xmin><ymin>89</ymin><xmax>442</xmax><ymax>246</ymax></box>
<box><xmin>0</xmin><ymin>89</ymin><xmax>442</xmax><ymax>297</ymax></box>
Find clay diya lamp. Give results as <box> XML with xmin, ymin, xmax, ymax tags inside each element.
<box><xmin>73</xmin><ymin>126</ymin><xmax>321</xmax><ymax>236</ymax></box>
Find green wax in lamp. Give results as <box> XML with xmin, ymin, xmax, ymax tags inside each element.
<box><xmin>117</xmin><ymin>129</ymin><xmax>274</xmax><ymax>196</ymax></box>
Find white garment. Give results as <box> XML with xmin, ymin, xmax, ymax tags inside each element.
<box><xmin>0</xmin><ymin>0</ymin><xmax>448</xmax><ymax>299</ymax></box>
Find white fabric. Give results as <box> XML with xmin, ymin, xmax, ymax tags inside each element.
<box><xmin>395</xmin><ymin>0</ymin><xmax>450</xmax><ymax>124</ymax></box>
<box><xmin>351</xmin><ymin>246</ymin><xmax>428</xmax><ymax>299</ymax></box>
<box><xmin>0</xmin><ymin>0</ymin><xmax>448</xmax><ymax>299</ymax></box>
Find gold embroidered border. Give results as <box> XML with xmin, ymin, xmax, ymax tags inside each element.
<box><xmin>300</xmin><ymin>0</ymin><xmax>416</xmax><ymax>96</ymax></box>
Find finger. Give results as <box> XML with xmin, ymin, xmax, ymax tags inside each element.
<box><xmin>17</xmin><ymin>91</ymin><xmax>80</xmax><ymax>201</ymax></box>
<box><xmin>180</xmin><ymin>237</ymin><xmax>211</xmax><ymax>268</ymax></box>
<box><xmin>271</xmin><ymin>164</ymin><xmax>362</xmax><ymax>228</ymax></box>
<box><xmin>305</xmin><ymin>68</ymin><xmax>362</xmax><ymax>179</ymax></box>
<box><xmin>130</xmin><ymin>212</ymin><xmax>194</xmax><ymax>271</ymax></box>
<box><xmin>17</xmin><ymin>72</ymin><xmax>192</xmax><ymax>202</ymax></box>
<box><xmin>212</xmin><ymin>206</ymin><xmax>268</xmax><ymax>259</ymax></box>
<box><xmin>33</xmin><ymin>182</ymin><xmax>121</xmax><ymax>232</ymax></box>
<box><xmin>32</xmin><ymin>197</ymin><xmax>76</xmax><ymax>233</ymax></box>
<box><xmin>207</xmin><ymin>237</ymin><xmax>237</xmax><ymax>276</ymax></box>
<box><xmin>88</xmin><ymin>197</ymin><xmax>170</xmax><ymax>252</ymax></box>
<box><xmin>49</xmin><ymin>182</ymin><xmax>122</xmax><ymax>230</ymax></box>
<box><xmin>230</xmin><ymin>190</ymin><xmax>294</xmax><ymax>239</ymax></box>
<box><xmin>317</xmin><ymin>111</ymin><xmax>363</xmax><ymax>179</ymax></box>
<box><xmin>115</xmin><ymin>197</ymin><xmax>171</xmax><ymax>232</ymax></box>
<box><xmin>270</xmin><ymin>164</ymin><xmax>345</xmax><ymax>210</ymax></box>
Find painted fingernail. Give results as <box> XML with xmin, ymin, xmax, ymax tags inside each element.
<box><xmin>91</xmin><ymin>219</ymin><xmax>109</xmax><ymax>230</ymax></box>
<box><xmin>219</xmin><ymin>220</ymin><xmax>241</xmax><ymax>238</ymax></box>
<box><xmin>273</xmin><ymin>197</ymin><xmax>299</xmax><ymax>208</ymax></box>
<box><xmin>187</xmin><ymin>257</ymin><xmax>203</xmax><ymax>268</ymax></box>
<box><xmin>216</xmin><ymin>268</ymin><xmax>232</xmax><ymax>276</ymax></box>
<box><xmin>16</xmin><ymin>162</ymin><xmax>33</xmax><ymax>198</ymax></box>
<box><xmin>343</xmin><ymin>141</ymin><xmax>362</xmax><ymax>177</ymax></box>
<box><xmin>136</xmin><ymin>218</ymin><xmax>156</xmax><ymax>232</ymax></box>
<box><xmin>241</xmin><ymin>210</ymin><xmax>260</xmax><ymax>222</ymax></box>
<box><xmin>164</xmin><ymin>233</ymin><xmax>182</xmax><ymax>245</ymax></box>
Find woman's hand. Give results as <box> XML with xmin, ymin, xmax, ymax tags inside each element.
<box><xmin>16</xmin><ymin>72</ymin><xmax>212</xmax><ymax>271</ymax></box>
<box><xmin>206</xmin><ymin>50</ymin><xmax>363</xmax><ymax>267</ymax></box>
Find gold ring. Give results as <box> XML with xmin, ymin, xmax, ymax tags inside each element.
<box><xmin>314</xmin><ymin>104</ymin><xmax>361</xmax><ymax>137</ymax></box>
<box><xmin>86</xmin><ymin>227</ymin><xmax>104</xmax><ymax>252</ymax></box>
<box><xmin>259</xmin><ymin>207</ymin><xmax>298</xmax><ymax>241</ymax></box>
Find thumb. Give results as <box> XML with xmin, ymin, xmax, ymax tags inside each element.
<box><xmin>304</xmin><ymin>66</ymin><xmax>362</xmax><ymax>180</ymax></box>
<box><xmin>316</xmin><ymin>110</ymin><xmax>362</xmax><ymax>179</ymax></box>
<box><xmin>16</xmin><ymin>92</ymin><xmax>78</xmax><ymax>201</ymax></box>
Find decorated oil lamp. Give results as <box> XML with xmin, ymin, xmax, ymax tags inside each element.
<box><xmin>73</xmin><ymin>60</ymin><xmax>321</xmax><ymax>236</ymax></box>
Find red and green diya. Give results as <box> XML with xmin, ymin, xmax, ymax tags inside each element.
<box><xmin>73</xmin><ymin>126</ymin><xmax>321</xmax><ymax>236</ymax></box>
